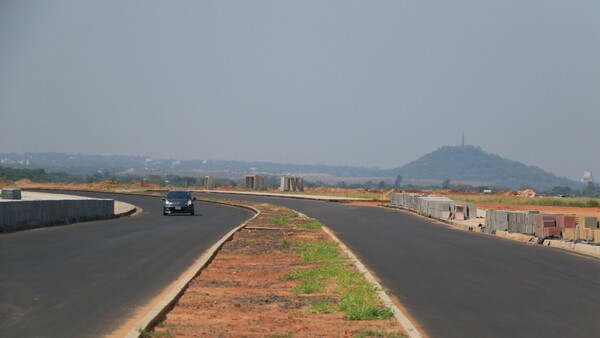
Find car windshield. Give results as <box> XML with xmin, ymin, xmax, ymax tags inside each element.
<box><xmin>166</xmin><ymin>191</ymin><xmax>191</xmax><ymax>200</ymax></box>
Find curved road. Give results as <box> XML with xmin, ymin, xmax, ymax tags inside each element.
<box><xmin>207</xmin><ymin>193</ymin><xmax>600</xmax><ymax>338</ymax></box>
<box><xmin>0</xmin><ymin>192</ymin><xmax>253</xmax><ymax>337</ymax></box>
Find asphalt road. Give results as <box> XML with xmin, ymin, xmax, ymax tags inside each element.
<box><xmin>0</xmin><ymin>192</ymin><xmax>253</xmax><ymax>337</ymax></box>
<box><xmin>206</xmin><ymin>193</ymin><xmax>600</xmax><ymax>338</ymax></box>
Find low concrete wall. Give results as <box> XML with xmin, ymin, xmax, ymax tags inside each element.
<box><xmin>0</xmin><ymin>199</ymin><xmax>114</xmax><ymax>232</ymax></box>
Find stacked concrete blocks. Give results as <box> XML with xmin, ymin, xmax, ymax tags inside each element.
<box><xmin>245</xmin><ymin>175</ymin><xmax>267</xmax><ymax>191</ymax></box>
<box><xmin>280</xmin><ymin>176</ymin><xmax>304</xmax><ymax>192</ymax></box>
<box><xmin>578</xmin><ymin>216</ymin><xmax>599</xmax><ymax>229</ymax></box>
<box><xmin>534</xmin><ymin>214</ymin><xmax>560</xmax><ymax>238</ymax></box>
<box><xmin>485</xmin><ymin>210</ymin><xmax>509</xmax><ymax>234</ymax></box>
<box><xmin>488</xmin><ymin>209</ymin><xmax>600</xmax><ymax>242</ymax></box>
<box><xmin>564</xmin><ymin>216</ymin><xmax>600</xmax><ymax>242</ymax></box>
<box><xmin>485</xmin><ymin>210</ymin><xmax>540</xmax><ymax>235</ymax></box>
<box><xmin>389</xmin><ymin>193</ymin><xmax>477</xmax><ymax>220</ymax></box>
<box><xmin>417</xmin><ymin>196</ymin><xmax>454</xmax><ymax>219</ymax></box>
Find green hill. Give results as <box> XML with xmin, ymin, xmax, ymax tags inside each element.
<box><xmin>397</xmin><ymin>145</ymin><xmax>577</xmax><ymax>190</ymax></box>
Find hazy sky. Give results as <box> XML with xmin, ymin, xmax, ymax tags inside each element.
<box><xmin>1</xmin><ymin>1</ymin><xmax>599</xmax><ymax>180</ymax></box>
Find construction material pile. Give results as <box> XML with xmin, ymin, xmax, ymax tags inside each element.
<box><xmin>390</xmin><ymin>193</ymin><xmax>477</xmax><ymax>220</ymax></box>
<box><xmin>485</xmin><ymin>210</ymin><xmax>600</xmax><ymax>241</ymax></box>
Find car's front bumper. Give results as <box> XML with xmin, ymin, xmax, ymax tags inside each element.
<box><xmin>163</xmin><ymin>204</ymin><xmax>194</xmax><ymax>214</ymax></box>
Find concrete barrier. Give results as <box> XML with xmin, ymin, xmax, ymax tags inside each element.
<box><xmin>0</xmin><ymin>198</ymin><xmax>114</xmax><ymax>232</ymax></box>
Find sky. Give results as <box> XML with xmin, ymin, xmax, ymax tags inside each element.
<box><xmin>1</xmin><ymin>1</ymin><xmax>599</xmax><ymax>180</ymax></box>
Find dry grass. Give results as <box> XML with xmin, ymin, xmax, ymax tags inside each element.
<box><xmin>446</xmin><ymin>194</ymin><xmax>600</xmax><ymax>208</ymax></box>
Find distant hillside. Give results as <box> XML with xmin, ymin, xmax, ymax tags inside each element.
<box><xmin>0</xmin><ymin>152</ymin><xmax>389</xmax><ymax>178</ymax></box>
<box><xmin>396</xmin><ymin>145</ymin><xmax>577</xmax><ymax>190</ymax></box>
<box><xmin>0</xmin><ymin>148</ymin><xmax>579</xmax><ymax>190</ymax></box>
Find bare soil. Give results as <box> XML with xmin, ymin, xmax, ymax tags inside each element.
<box><xmin>476</xmin><ymin>203</ymin><xmax>600</xmax><ymax>218</ymax></box>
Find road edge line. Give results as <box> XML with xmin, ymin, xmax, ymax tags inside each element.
<box><xmin>321</xmin><ymin>226</ymin><xmax>423</xmax><ymax>338</ymax></box>
<box><xmin>121</xmin><ymin>202</ymin><xmax>260</xmax><ymax>338</ymax></box>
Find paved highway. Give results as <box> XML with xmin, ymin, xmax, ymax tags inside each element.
<box><xmin>0</xmin><ymin>192</ymin><xmax>253</xmax><ymax>337</ymax></box>
<box><xmin>207</xmin><ymin>193</ymin><xmax>600</xmax><ymax>338</ymax></box>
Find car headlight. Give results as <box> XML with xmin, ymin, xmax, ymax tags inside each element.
<box><xmin>187</xmin><ymin>200</ymin><xmax>192</xmax><ymax>206</ymax></box>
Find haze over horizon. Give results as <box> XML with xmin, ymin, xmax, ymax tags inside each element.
<box><xmin>1</xmin><ymin>1</ymin><xmax>599</xmax><ymax>181</ymax></box>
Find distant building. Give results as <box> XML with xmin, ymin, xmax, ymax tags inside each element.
<box><xmin>280</xmin><ymin>176</ymin><xmax>304</xmax><ymax>192</ymax></box>
<box><xmin>245</xmin><ymin>175</ymin><xmax>267</xmax><ymax>190</ymax></box>
<box><xmin>204</xmin><ymin>176</ymin><xmax>215</xmax><ymax>190</ymax></box>
<box><xmin>583</xmin><ymin>171</ymin><xmax>593</xmax><ymax>184</ymax></box>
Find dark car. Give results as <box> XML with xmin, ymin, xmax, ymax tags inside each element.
<box><xmin>162</xmin><ymin>190</ymin><xmax>196</xmax><ymax>215</ymax></box>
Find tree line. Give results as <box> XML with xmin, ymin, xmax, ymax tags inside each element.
<box><xmin>2</xmin><ymin>166</ymin><xmax>599</xmax><ymax>197</ymax></box>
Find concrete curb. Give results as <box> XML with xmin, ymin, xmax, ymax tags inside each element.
<box><xmin>114</xmin><ymin>201</ymin><xmax>139</xmax><ymax>218</ymax></box>
<box><xmin>320</xmin><ymin>226</ymin><xmax>423</xmax><ymax>338</ymax></box>
<box><xmin>121</xmin><ymin>201</ymin><xmax>260</xmax><ymax>338</ymax></box>
<box><xmin>494</xmin><ymin>230</ymin><xmax>537</xmax><ymax>244</ymax></box>
<box><xmin>544</xmin><ymin>239</ymin><xmax>600</xmax><ymax>258</ymax></box>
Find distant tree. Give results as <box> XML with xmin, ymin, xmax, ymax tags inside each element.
<box><xmin>184</xmin><ymin>177</ymin><xmax>197</xmax><ymax>186</ymax></box>
<box><xmin>336</xmin><ymin>181</ymin><xmax>347</xmax><ymax>188</ymax></box>
<box><xmin>442</xmin><ymin>179</ymin><xmax>451</xmax><ymax>189</ymax></box>
<box><xmin>267</xmin><ymin>176</ymin><xmax>280</xmax><ymax>189</ymax></box>
<box><xmin>364</xmin><ymin>181</ymin><xmax>375</xmax><ymax>189</ymax></box>
<box><xmin>146</xmin><ymin>175</ymin><xmax>163</xmax><ymax>185</ymax></box>
<box><xmin>394</xmin><ymin>175</ymin><xmax>403</xmax><ymax>188</ymax></box>
<box><xmin>378</xmin><ymin>180</ymin><xmax>386</xmax><ymax>189</ymax></box>
<box><xmin>583</xmin><ymin>181</ymin><xmax>600</xmax><ymax>198</ymax></box>
<box><xmin>551</xmin><ymin>186</ymin><xmax>572</xmax><ymax>196</ymax></box>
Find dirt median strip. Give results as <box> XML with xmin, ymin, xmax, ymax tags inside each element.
<box><xmin>145</xmin><ymin>199</ymin><xmax>408</xmax><ymax>337</ymax></box>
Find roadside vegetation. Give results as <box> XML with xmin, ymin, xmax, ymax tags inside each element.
<box><xmin>447</xmin><ymin>194</ymin><xmax>600</xmax><ymax>208</ymax></box>
<box><xmin>275</xmin><ymin>217</ymin><xmax>394</xmax><ymax>321</ymax></box>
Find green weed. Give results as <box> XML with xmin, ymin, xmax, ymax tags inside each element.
<box><xmin>288</xmin><ymin>240</ymin><xmax>393</xmax><ymax>320</ymax></box>
<box><xmin>353</xmin><ymin>329</ymin><xmax>407</xmax><ymax>338</ymax></box>
<box><xmin>272</xmin><ymin>217</ymin><xmax>290</xmax><ymax>226</ymax></box>
<box><xmin>295</xmin><ymin>241</ymin><xmax>339</xmax><ymax>263</ymax></box>
<box><xmin>299</xmin><ymin>219</ymin><xmax>323</xmax><ymax>229</ymax></box>
<box><xmin>309</xmin><ymin>299</ymin><xmax>334</xmax><ymax>314</ymax></box>
<box><xmin>293</xmin><ymin>279</ymin><xmax>325</xmax><ymax>294</ymax></box>
<box><xmin>138</xmin><ymin>328</ymin><xmax>174</xmax><ymax>338</ymax></box>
